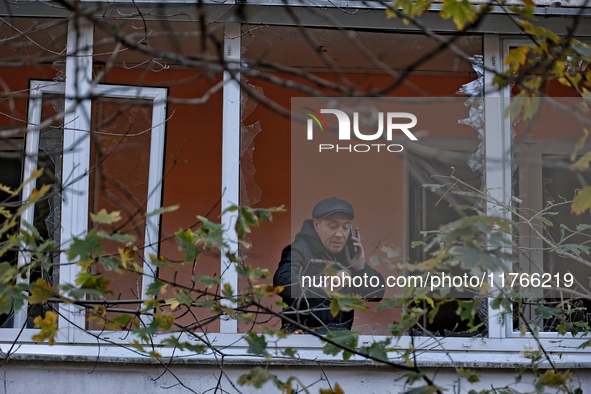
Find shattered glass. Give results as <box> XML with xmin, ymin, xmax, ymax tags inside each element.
<box><xmin>27</xmin><ymin>97</ymin><xmax>64</xmax><ymax>328</ymax></box>
<box><xmin>457</xmin><ymin>55</ymin><xmax>485</xmax><ymax>176</ymax></box>
<box><xmin>239</xmin><ymin>77</ymin><xmax>264</xmax><ymax>207</ymax></box>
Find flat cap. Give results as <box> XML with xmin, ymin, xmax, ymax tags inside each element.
<box><xmin>312</xmin><ymin>197</ymin><xmax>354</xmax><ymax>220</ymax></box>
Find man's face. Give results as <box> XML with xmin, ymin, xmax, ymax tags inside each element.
<box><xmin>313</xmin><ymin>213</ymin><xmax>351</xmax><ymax>254</ymax></box>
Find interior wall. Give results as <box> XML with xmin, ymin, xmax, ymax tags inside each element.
<box><xmin>101</xmin><ymin>68</ymin><xmax>224</xmax><ymax>332</ymax></box>
<box><xmin>240</xmin><ymin>72</ymin><xmax>477</xmax><ymax>334</ymax></box>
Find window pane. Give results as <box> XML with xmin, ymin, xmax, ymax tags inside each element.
<box><xmin>93</xmin><ymin>19</ymin><xmax>224</xmax><ymax>333</ymax></box>
<box><xmin>241</xmin><ymin>26</ymin><xmax>484</xmax><ymax>336</ymax></box>
<box><xmin>87</xmin><ymin>97</ymin><xmax>153</xmax><ymax>330</ymax></box>
<box><xmin>27</xmin><ymin>96</ymin><xmax>64</xmax><ymax>329</ymax></box>
<box><xmin>0</xmin><ymin>16</ymin><xmax>67</xmax><ymax>329</ymax></box>
<box><xmin>0</xmin><ymin>135</ymin><xmax>23</xmax><ymax>328</ymax></box>
<box><xmin>513</xmin><ymin>97</ymin><xmax>591</xmax><ymax>332</ymax></box>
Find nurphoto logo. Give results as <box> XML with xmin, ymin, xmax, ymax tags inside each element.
<box><xmin>303</xmin><ymin>107</ymin><xmax>418</xmax><ymax>153</ymax></box>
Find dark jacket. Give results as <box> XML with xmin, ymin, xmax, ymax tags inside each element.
<box><xmin>273</xmin><ymin>219</ymin><xmax>385</xmax><ymax>332</ymax></box>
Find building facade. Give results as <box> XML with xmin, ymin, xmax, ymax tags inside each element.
<box><xmin>1</xmin><ymin>0</ymin><xmax>591</xmax><ymax>392</ymax></box>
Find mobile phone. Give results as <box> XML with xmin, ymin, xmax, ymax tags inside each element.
<box><xmin>347</xmin><ymin>224</ymin><xmax>358</xmax><ymax>257</ymax></box>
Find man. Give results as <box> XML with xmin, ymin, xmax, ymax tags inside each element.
<box><xmin>273</xmin><ymin>197</ymin><xmax>385</xmax><ymax>333</ymax></box>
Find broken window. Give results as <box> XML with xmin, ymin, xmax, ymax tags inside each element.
<box><xmin>240</xmin><ymin>25</ymin><xmax>484</xmax><ymax>336</ymax></box>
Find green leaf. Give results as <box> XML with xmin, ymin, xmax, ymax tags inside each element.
<box><xmin>572</xmin><ymin>42</ymin><xmax>591</xmax><ymax>61</ymax></box>
<box><xmin>0</xmin><ymin>184</ymin><xmax>15</xmax><ymax>197</ymax></box>
<box><xmin>149</xmin><ymin>254</ymin><xmax>169</xmax><ymax>269</ymax></box>
<box><xmin>411</xmin><ymin>241</ymin><xmax>427</xmax><ymax>248</ymax></box>
<box><xmin>75</xmin><ymin>272</ymin><xmax>112</xmax><ymax>293</ymax></box>
<box><xmin>175</xmin><ymin>228</ymin><xmax>200</xmax><ymax>262</ymax></box>
<box><xmin>323</xmin><ymin>330</ymin><xmax>358</xmax><ymax>360</ymax></box>
<box><xmin>161</xmin><ymin>337</ymin><xmax>207</xmax><ymax>354</ymax></box>
<box><xmin>578</xmin><ymin>339</ymin><xmax>591</xmax><ymax>349</ymax></box>
<box><xmin>360</xmin><ymin>338</ymin><xmax>391</xmax><ymax>364</ymax></box>
<box><xmin>90</xmin><ymin>209</ymin><xmax>121</xmax><ymax>224</ymax></box>
<box><xmin>97</xmin><ymin>230</ymin><xmax>136</xmax><ymax>244</ymax></box>
<box><xmin>440</xmin><ymin>0</ymin><xmax>477</xmax><ymax>30</ymax></box>
<box><xmin>146</xmin><ymin>279</ymin><xmax>168</xmax><ymax>297</ymax></box>
<box><xmin>238</xmin><ymin>367</ymin><xmax>273</xmax><ymax>388</ymax></box>
<box><xmin>229</xmin><ymin>206</ymin><xmax>284</xmax><ymax>241</ymax></box>
<box><xmin>68</xmin><ymin>229</ymin><xmax>105</xmax><ymax>266</ymax></box>
<box><xmin>375</xmin><ymin>298</ymin><xmax>399</xmax><ymax>311</ymax></box>
<box><xmin>112</xmin><ymin>314</ymin><xmax>133</xmax><ymax>327</ymax></box>
<box><xmin>194</xmin><ymin>299</ymin><xmax>216</xmax><ymax>308</ymax></box>
<box><xmin>557</xmin><ymin>243</ymin><xmax>590</xmax><ymax>256</ymax></box>
<box><xmin>281</xmin><ymin>347</ymin><xmax>297</xmax><ymax>358</ymax></box>
<box><xmin>399</xmin><ymin>371</ymin><xmax>425</xmax><ymax>385</ymax></box>
<box><xmin>275</xmin><ymin>300</ymin><xmax>288</xmax><ymax>309</ymax></box>
<box><xmin>196</xmin><ymin>276</ymin><xmax>221</xmax><ymax>288</ymax></box>
<box><xmin>99</xmin><ymin>256</ymin><xmax>124</xmax><ymax>274</ymax></box>
<box><xmin>459</xmin><ymin>368</ymin><xmax>481</xmax><ymax>383</ymax></box>
<box><xmin>539</xmin><ymin>216</ymin><xmax>553</xmax><ymax>227</ymax></box>
<box><xmin>330</xmin><ymin>297</ymin><xmax>367</xmax><ymax>317</ymax></box>
<box><xmin>244</xmin><ymin>332</ymin><xmax>271</xmax><ymax>358</ymax></box>
<box><xmin>236</xmin><ymin>265</ymin><xmax>270</xmax><ymax>280</ymax></box>
<box><xmin>536</xmin><ymin>370</ymin><xmax>571</xmax><ymax>390</ymax></box>
<box><xmin>146</xmin><ymin>205</ymin><xmax>179</xmax><ymax>218</ymax></box>
<box><xmin>174</xmin><ymin>290</ymin><xmax>193</xmax><ymax>307</ymax></box>
<box><xmin>133</xmin><ymin>325</ymin><xmax>158</xmax><ymax>338</ymax></box>
<box><xmin>151</xmin><ymin>312</ymin><xmax>175</xmax><ymax>331</ymax></box>
<box><xmin>235</xmin><ymin>207</ymin><xmax>258</xmax><ymax>240</ymax></box>
<box><xmin>197</xmin><ymin>215</ymin><xmax>223</xmax><ymax>231</ymax></box>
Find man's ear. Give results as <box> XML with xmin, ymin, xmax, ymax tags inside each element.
<box><xmin>313</xmin><ymin>218</ymin><xmax>320</xmax><ymax>231</ymax></box>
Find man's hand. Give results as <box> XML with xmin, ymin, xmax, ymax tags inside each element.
<box><xmin>345</xmin><ymin>227</ymin><xmax>366</xmax><ymax>269</ymax></box>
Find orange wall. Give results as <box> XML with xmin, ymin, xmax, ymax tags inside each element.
<box><xmin>97</xmin><ymin>68</ymin><xmax>225</xmax><ymax>331</ymax></box>
<box><xmin>240</xmin><ymin>72</ymin><xmax>476</xmax><ymax>333</ymax></box>
<box><xmin>0</xmin><ymin>66</ymin><xmax>59</xmax><ymax>127</ymax></box>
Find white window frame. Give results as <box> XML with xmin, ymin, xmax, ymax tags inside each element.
<box><xmin>3</xmin><ymin>16</ymin><xmax>591</xmax><ymax>366</ymax></box>
<box><xmin>499</xmin><ymin>37</ymin><xmax>591</xmax><ymax>341</ymax></box>
<box><xmin>7</xmin><ymin>77</ymin><xmax>167</xmax><ymax>343</ymax></box>
<box><xmin>14</xmin><ymin>80</ymin><xmax>66</xmax><ymax>330</ymax></box>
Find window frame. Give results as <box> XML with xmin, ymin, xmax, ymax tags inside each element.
<box><xmin>6</xmin><ymin>79</ymin><xmax>168</xmax><ymax>343</ymax></box>
<box><xmin>509</xmin><ymin>140</ymin><xmax>591</xmax><ymax>339</ymax></box>
<box><xmin>499</xmin><ymin>37</ymin><xmax>591</xmax><ymax>340</ymax></box>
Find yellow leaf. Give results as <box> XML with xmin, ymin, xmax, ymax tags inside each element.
<box><xmin>570</xmin><ymin>151</ymin><xmax>591</xmax><ymax>171</ymax></box>
<box><xmin>119</xmin><ymin>247</ymin><xmax>135</xmax><ymax>265</ymax></box>
<box><xmin>0</xmin><ymin>207</ymin><xmax>12</xmax><ymax>219</ymax></box>
<box><xmin>91</xmin><ymin>209</ymin><xmax>122</xmax><ymax>224</ymax></box>
<box><xmin>12</xmin><ymin>168</ymin><xmax>44</xmax><ymax>200</ymax></box>
<box><xmin>17</xmin><ymin>184</ymin><xmax>53</xmax><ymax>218</ymax></box>
<box><xmin>32</xmin><ymin>311</ymin><xmax>58</xmax><ymax>345</ymax></box>
<box><xmin>504</xmin><ymin>46</ymin><xmax>530</xmax><ymax>70</ymax></box>
<box><xmin>167</xmin><ymin>298</ymin><xmax>180</xmax><ymax>310</ymax></box>
<box><xmin>572</xmin><ymin>186</ymin><xmax>591</xmax><ymax>215</ymax></box>
<box><xmin>570</xmin><ymin>128</ymin><xmax>589</xmax><ymax>162</ymax></box>
<box><xmin>0</xmin><ymin>184</ymin><xmax>15</xmax><ymax>197</ymax></box>
<box><xmin>29</xmin><ymin>278</ymin><xmax>53</xmax><ymax>304</ymax></box>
